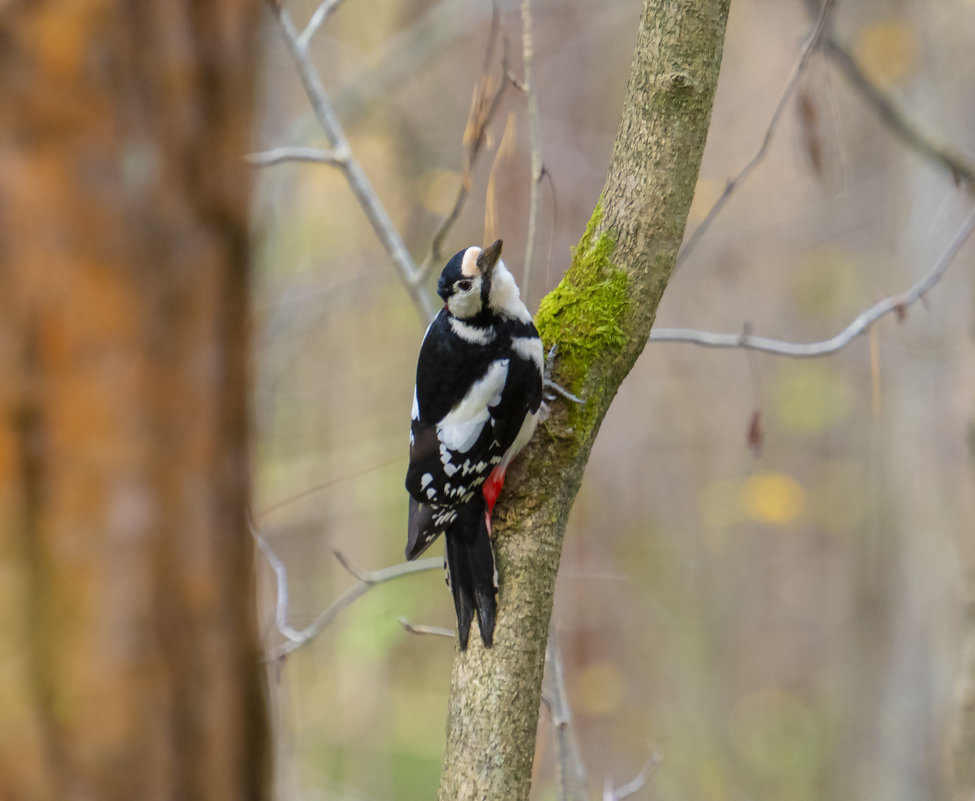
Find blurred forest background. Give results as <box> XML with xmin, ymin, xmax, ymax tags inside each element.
<box><xmin>250</xmin><ymin>0</ymin><xmax>975</xmax><ymax>799</ymax></box>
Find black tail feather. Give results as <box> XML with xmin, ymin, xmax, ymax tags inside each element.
<box><xmin>444</xmin><ymin>496</ymin><xmax>497</xmax><ymax>649</ymax></box>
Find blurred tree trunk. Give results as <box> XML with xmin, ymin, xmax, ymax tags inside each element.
<box><xmin>0</xmin><ymin>4</ymin><xmax>268</xmax><ymax>801</ymax></box>
<box><xmin>437</xmin><ymin>1</ymin><xmax>730</xmax><ymax>799</ymax></box>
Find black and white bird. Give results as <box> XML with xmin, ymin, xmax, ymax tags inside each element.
<box><xmin>405</xmin><ymin>239</ymin><xmax>544</xmax><ymax>649</ymax></box>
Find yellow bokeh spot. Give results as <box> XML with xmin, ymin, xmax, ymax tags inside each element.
<box><xmin>739</xmin><ymin>471</ymin><xmax>805</xmax><ymax>526</ymax></box>
<box><xmin>853</xmin><ymin>20</ymin><xmax>920</xmax><ymax>88</ymax></box>
<box><xmin>575</xmin><ymin>661</ymin><xmax>625</xmax><ymax>717</ymax></box>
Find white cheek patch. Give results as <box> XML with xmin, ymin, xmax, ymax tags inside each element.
<box><xmin>461</xmin><ymin>246</ymin><xmax>482</xmax><ymax>278</ymax></box>
<box><xmin>446</xmin><ymin>282</ymin><xmax>483</xmax><ymax>319</ymax></box>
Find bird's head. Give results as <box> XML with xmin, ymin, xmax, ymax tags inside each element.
<box><xmin>437</xmin><ymin>240</ymin><xmax>522</xmax><ymax>320</ymax></box>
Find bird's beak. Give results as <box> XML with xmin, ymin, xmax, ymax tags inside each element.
<box><xmin>476</xmin><ymin>239</ymin><xmax>503</xmax><ymax>276</ymax></box>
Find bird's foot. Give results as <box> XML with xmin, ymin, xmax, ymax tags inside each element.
<box><xmin>543</xmin><ymin>344</ymin><xmax>584</xmax><ymax>404</ymax></box>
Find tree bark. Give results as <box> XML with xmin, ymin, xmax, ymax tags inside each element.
<box><xmin>437</xmin><ymin>1</ymin><xmax>731</xmax><ymax>799</ymax></box>
<box><xmin>0</xmin><ymin>3</ymin><xmax>268</xmax><ymax>801</ymax></box>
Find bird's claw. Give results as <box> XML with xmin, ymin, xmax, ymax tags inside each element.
<box><xmin>543</xmin><ymin>344</ymin><xmax>585</xmax><ymax>405</ymax></box>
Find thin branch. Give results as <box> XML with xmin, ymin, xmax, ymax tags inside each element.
<box><xmin>602</xmin><ymin>753</ymin><xmax>663</xmax><ymax>801</ymax></box>
<box><xmin>795</xmin><ymin>0</ymin><xmax>975</xmax><ymax>187</ymax></box>
<box><xmin>246</xmin><ymin>145</ymin><xmax>347</xmax><ymax>167</ymax></box>
<box><xmin>298</xmin><ymin>0</ymin><xmax>348</xmax><ymax>49</ymax></box>
<box><xmin>268</xmin><ymin>2</ymin><xmax>435</xmax><ymax>322</ymax></box>
<box><xmin>253</xmin><ymin>527</ymin><xmax>304</xmax><ymax>643</ymax></box>
<box><xmin>254</xmin><ymin>524</ymin><xmax>443</xmax><ymax>660</ymax></box>
<box><xmin>520</xmin><ymin>0</ymin><xmax>543</xmax><ymax>303</ymax></box>
<box><xmin>822</xmin><ymin>35</ymin><xmax>975</xmax><ymax>189</ymax></box>
<box><xmin>676</xmin><ymin>0</ymin><xmax>836</xmax><ymax>267</ymax></box>
<box><xmin>418</xmin><ymin>1</ymin><xmax>510</xmax><ymax>280</ymax></box>
<box><xmin>651</xmin><ymin>203</ymin><xmax>975</xmax><ymax>357</ymax></box>
<box><xmin>398</xmin><ymin>617</ymin><xmax>455</xmax><ymax>638</ymax></box>
<box><xmin>256</xmin><ymin>454</ymin><xmax>406</xmax><ymax>519</ymax></box>
<box><xmin>544</xmin><ymin>627</ymin><xmax>587</xmax><ymax>801</ymax></box>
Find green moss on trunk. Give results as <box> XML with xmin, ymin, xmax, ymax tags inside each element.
<box><xmin>536</xmin><ymin>202</ymin><xmax>629</xmax><ymax>392</ymax></box>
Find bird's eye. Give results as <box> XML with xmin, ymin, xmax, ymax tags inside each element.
<box><xmin>457</xmin><ymin>279</ymin><xmax>473</xmax><ymax>292</ymax></box>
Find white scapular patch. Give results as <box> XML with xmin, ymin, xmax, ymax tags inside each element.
<box><xmin>437</xmin><ymin>360</ymin><xmax>509</xmax><ymax>452</ymax></box>
<box><xmin>511</xmin><ymin>336</ymin><xmax>544</xmax><ymax>371</ymax></box>
<box><xmin>450</xmin><ymin>317</ymin><xmax>494</xmax><ymax>345</ymax></box>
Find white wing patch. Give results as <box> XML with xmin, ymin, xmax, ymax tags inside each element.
<box><xmin>411</xmin><ymin>388</ymin><xmax>420</xmax><ymax>420</ymax></box>
<box><xmin>511</xmin><ymin>335</ymin><xmax>544</xmax><ymax>371</ymax></box>
<box><xmin>437</xmin><ymin>359</ymin><xmax>509</xmax><ymax>452</ymax></box>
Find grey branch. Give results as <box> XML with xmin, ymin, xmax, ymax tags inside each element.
<box><xmin>246</xmin><ymin>145</ymin><xmax>347</xmax><ymax>167</ymax></box>
<box><xmin>544</xmin><ymin>628</ymin><xmax>587</xmax><ymax>801</ymax></box>
<box><xmin>398</xmin><ymin>617</ymin><xmax>455</xmax><ymax>639</ymax></box>
<box><xmin>602</xmin><ymin>753</ymin><xmax>663</xmax><ymax>801</ymax></box>
<box><xmin>298</xmin><ymin>0</ymin><xmax>348</xmax><ymax>49</ymax></box>
<box><xmin>651</xmin><ymin>203</ymin><xmax>975</xmax><ymax>357</ymax></box>
<box><xmin>268</xmin><ymin>3</ymin><xmax>435</xmax><ymax>322</ymax></box>
<box><xmin>822</xmin><ymin>35</ymin><xmax>975</xmax><ymax>188</ymax></box>
<box><xmin>677</xmin><ymin>0</ymin><xmax>836</xmax><ymax>267</ymax></box>
<box><xmin>254</xmin><ymin>523</ymin><xmax>442</xmax><ymax>661</ymax></box>
<box><xmin>253</xmin><ymin>527</ymin><xmax>303</xmax><ymax>644</ymax></box>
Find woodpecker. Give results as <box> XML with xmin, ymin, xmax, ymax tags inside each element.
<box><xmin>405</xmin><ymin>239</ymin><xmax>544</xmax><ymax>649</ymax></box>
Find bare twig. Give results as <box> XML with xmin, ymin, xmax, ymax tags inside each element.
<box><xmin>253</xmin><ymin>527</ymin><xmax>304</xmax><ymax>643</ymax></box>
<box><xmin>822</xmin><ymin>36</ymin><xmax>975</xmax><ymax>189</ymax></box>
<box><xmin>602</xmin><ymin>752</ymin><xmax>663</xmax><ymax>801</ymax></box>
<box><xmin>254</xmin><ymin>524</ymin><xmax>443</xmax><ymax>660</ymax></box>
<box><xmin>795</xmin><ymin>0</ymin><xmax>975</xmax><ymax>187</ymax></box>
<box><xmin>520</xmin><ymin>0</ymin><xmax>543</xmax><ymax>303</ymax></box>
<box><xmin>398</xmin><ymin>617</ymin><xmax>455</xmax><ymax>639</ymax></box>
<box><xmin>268</xmin><ymin>2</ymin><xmax>435</xmax><ymax>322</ymax></box>
<box><xmin>256</xmin><ymin>454</ymin><xmax>406</xmax><ymax>519</ymax></box>
<box><xmin>677</xmin><ymin>0</ymin><xmax>836</xmax><ymax>267</ymax></box>
<box><xmin>651</xmin><ymin>203</ymin><xmax>975</xmax><ymax>356</ymax></box>
<box><xmin>544</xmin><ymin>627</ymin><xmax>587</xmax><ymax>801</ymax></box>
<box><xmin>418</xmin><ymin>1</ymin><xmax>510</xmax><ymax>280</ymax></box>
<box><xmin>247</xmin><ymin>145</ymin><xmax>347</xmax><ymax>167</ymax></box>
<box><xmin>298</xmin><ymin>0</ymin><xmax>348</xmax><ymax>49</ymax></box>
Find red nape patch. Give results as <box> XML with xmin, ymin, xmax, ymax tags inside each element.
<box><xmin>482</xmin><ymin>465</ymin><xmax>507</xmax><ymax>515</ymax></box>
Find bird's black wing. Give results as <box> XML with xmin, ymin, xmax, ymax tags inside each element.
<box><xmin>405</xmin><ymin>313</ymin><xmax>507</xmax><ymax>558</ymax></box>
<box><xmin>487</xmin><ymin>329</ymin><xmax>543</xmax><ymax>454</ymax></box>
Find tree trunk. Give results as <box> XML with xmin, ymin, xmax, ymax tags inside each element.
<box><xmin>0</xmin><ymin>4</ymin><xmax>268</xmax><ymax>800</ymax></box>
<box><xmin>437</xmin><ymin>1</ymin><xmax>731</xmax><ymax>799</ymax></box>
